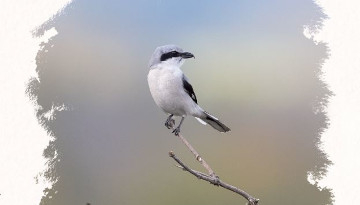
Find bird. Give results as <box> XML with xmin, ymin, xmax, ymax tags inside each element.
<box><xmin>147</xmin><ymin>45</ymin><xmax>230</xmax><ymax>135</ymax></box>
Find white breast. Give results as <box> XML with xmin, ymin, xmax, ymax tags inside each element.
<box><xmin>147</xmin><ymin>65</ymin><xmax>188</xmax><ymax>116</ymax></box>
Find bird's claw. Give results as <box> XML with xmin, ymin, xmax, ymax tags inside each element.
<box><xmin>172</xmin><ymin>127</ymin><xmax>181</xmax><ymax>136</ymax></box>
<box><xmin>165</xmin><ymin>118</ymin><xmax>175</xmax><ymax>129</ymax></box>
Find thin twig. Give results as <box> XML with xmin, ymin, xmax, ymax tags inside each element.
<box><xmin>169</xmin><ymin>151</ymin><xmax>259</xmax><ymax>205</ymax></box>
<box><xmin>168</xmin><ymin>123</ymin><xmax>259</xmax><ymax>205</ymax></box>
<box><xmin>176</xmin><ymin>132</ymin><xmax>216</xmax><ymax>177</ymax></box>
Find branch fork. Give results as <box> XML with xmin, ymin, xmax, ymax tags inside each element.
<box><xmin>167</xmin><ymin>125</ymin><xmax>259</xmax><ymax>205</ymax></box>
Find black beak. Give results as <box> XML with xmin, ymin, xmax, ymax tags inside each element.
<box><xmin>180</xmin><ymin>52</ymin><xmax>195</xmax><ymax>59</ymax></box>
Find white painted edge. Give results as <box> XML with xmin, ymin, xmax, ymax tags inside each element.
<box><xmin>304</xmin><ymin>1</ymin><xmax>360</xmax><ymax>204</ymax></box>
<box><xmin>0</xmin><ymin>1</ymin><xmax>72</xmax><ymax>205</ymax></box>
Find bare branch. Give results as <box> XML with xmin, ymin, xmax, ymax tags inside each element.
<box><xmin>169</xmin><ymin>151</ymin><xmax>259</xmax><ymax>205</ymax></box>
<box><xmin>175</xmin><ymin>131</ymin><xmax>216</xmax><ymax>177</ymax></box>
<box><xmin>167</xmin><ymin>124</ymin><xmax>259</xmax><ymax>205</ymax></box>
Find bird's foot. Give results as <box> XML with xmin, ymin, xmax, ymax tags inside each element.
<box><xmin>165</xmin><ymin>118</ymin><xmax>175</xmax><ymax>129</ymax></box>
<box><xmin>172</xmin><ymin>127</ymin><xmax>181</xmax><ymax>136</ymax></box>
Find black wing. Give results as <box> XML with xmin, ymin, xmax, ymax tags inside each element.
<box><xmin>182</xmin><ymin>75</ymin><xmax>198</xmax><ymax>104</ymax></box>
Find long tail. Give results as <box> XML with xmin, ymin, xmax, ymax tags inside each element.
<box><xmin>196</xmin><ymin>111</ymin><xmax>230</xmax><ymax>133</ymax></box>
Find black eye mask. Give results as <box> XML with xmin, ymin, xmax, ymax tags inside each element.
<box><xmin>160</xmin><ymin>51</ymin><xmax>180</xmax><ymax>61</ymax></box>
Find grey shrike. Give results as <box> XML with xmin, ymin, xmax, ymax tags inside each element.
<box><xmin>147</xmin><ymin>45</ymin><xmax>230</xmax><ymax>135</ymax></box>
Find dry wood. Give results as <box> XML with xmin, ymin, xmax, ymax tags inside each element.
<box><xmin>168</xmin><ymin>126</ymin><xmax>259</xmax><ymax>205</ymax></box>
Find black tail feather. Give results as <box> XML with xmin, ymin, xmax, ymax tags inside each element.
<box><xmin>202</xmin><ymin>112</ymin><xmax>230</xmax><ymax>133</ymax></box>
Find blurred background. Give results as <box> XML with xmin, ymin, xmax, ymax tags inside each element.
<box><xmin>32</xmin><ymin>0</ymin><xmax>331</xmax><ymax>204</ymax></box>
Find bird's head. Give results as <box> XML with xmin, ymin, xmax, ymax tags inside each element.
<box><xmin>149</xmin><ymin>45</ymin><xmax>195</xmax><ymax>68</ymax></box>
